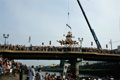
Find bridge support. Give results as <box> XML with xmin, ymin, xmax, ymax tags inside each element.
<box><xmin>69</xmin><ymin>58</ymin><xmax>80</xmax><ymax>77</ymax></box>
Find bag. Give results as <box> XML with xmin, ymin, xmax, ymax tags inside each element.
<box><xmin>35</xmin><ymin>73</ymin><xmax>40</xmax><ymax>79</ymax></box>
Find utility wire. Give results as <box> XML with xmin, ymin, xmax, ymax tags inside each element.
<box><xmin>66</xmin><ymin>0</ymin><xmax>72</xmax><ymax>31</ymax></box>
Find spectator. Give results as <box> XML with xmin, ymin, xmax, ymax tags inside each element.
<box><xmin>28</xmin><ymin>66</ymin><xmax>36</xmax><ymax>80</ymax></box>
<box><xmin>36</xmin><ymin>68</ymin><xmax>43</xmax><ymax>80</ymax></box>
<box><xmin>19</xmin><ymin>65</ymin><xmax>23</xmax><ymax>80</ymax></box>
<box><xmin>45</xmin><ymin>73</ymin><xmax>49</xmax><ymax>80</ymax></box>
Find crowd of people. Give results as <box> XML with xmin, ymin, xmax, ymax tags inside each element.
<box><xmin>0</xmin><ymin>44</ymin><xmax>120</xmax><ymax>54</ymax></box>
<box><xmin>0</xmin><ymin>57</ymin><xmax>21</xmax><ymax>76</ymax></box>
<box><xmin>26</xmin><ymin>66</ymin><xmax>116</xmax><ymax>80</ymax></box>
<box><xmin>26</xmin><ymin>66</ymin><xmax>60</xmax><ymax>80</ymax></box>
<box><xmin>0</xmin><ymin>57</ymin><xmax>17</xmax><ymax>75</ymax></box>
<box><xmin>0</xmin><ymin>56</ymin><xmax>28</xmax><ymax>80</ymax></box>
<box><xmin>26</xmin><ymin>66</ymin><xmax>79</xmax><ymax>80</ymax></box>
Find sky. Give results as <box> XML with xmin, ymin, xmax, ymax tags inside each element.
<box><xmin>0</xmin><ymin>0</ymin><xmax>120</xmax><ymax>66</ymax></box>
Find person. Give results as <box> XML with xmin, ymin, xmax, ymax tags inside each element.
<box><xmin>28</xmin><ymin>66</ymin><xmax>36</xmax><ymax>80</ymax></box>
<box><xmin>26</xmin><ymin>67</ymin><xmax>30</xmax><ymax>80</ymax></box>
<box><xmin>19</xmin><ymin>65</ymin><xmax>23</xmax><ymax>80</ymax></box>
<box><xmin>48</xmin><ymin>74</ymin><xmax>51</xmax><ymax>80</ymax></box>
<box><xmin>45</xmin><ymin>73</ymin><xmax>49</xmax><ymax>80</ymax></box>
<box><xmin>36</xmin><ymin>68</ymin><xmax>43</xmax><ymax>80</ymax></box>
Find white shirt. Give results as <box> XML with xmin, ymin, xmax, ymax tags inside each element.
<box><xmin>28</xmin><ymin>68</ymin><xmax>36</xmax><ymax>80</ymax></box>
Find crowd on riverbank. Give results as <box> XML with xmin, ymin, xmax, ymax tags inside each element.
<box><xmin>26</xmin><ymin>66</ymin><xmax>78</xmax><ymax>80</ymax></box>
<box><xmin>26</xmin><ymin>65</ymin><xmax>117</xmax><ymax>80</ymax></box>
<box><xmin>0</xmin><ymin>56</ymin><xmax>27</xmax><ymax>78</ymax></box>
<box><xmin>0</xmin><ymin>44</ymin><xmax>120</xmax><ymax>54</ymax></box>
<box><xmin>0</xmin><ymin>57</ymin><xmax>17</xmax><ymax>75</ymax></box>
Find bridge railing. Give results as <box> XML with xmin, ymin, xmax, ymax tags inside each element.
<box><xmin>0</xmin><ymin>44</ymin><xmax>120</xmax><ymax>54</ymax></box>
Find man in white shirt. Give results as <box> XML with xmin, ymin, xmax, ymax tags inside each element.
<box><xmin>28</xmin><ymin>66</ymin><xmax>36</xmax><ymax>80</ymax></box>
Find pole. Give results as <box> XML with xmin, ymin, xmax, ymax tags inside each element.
<box><xmin>78</xmin><ymin>38</ymin><xmax>83</xmax><ymax>52</ymax></box>
<box><xmin>77</xmin><ymin>0</ymin><xmax>102</xmax><ymax>49</ymax></box>
<box><xmin>110</xmin><ymin>39</ymin><xmax>112</xmax><ymax>50</ymax></box>
<box><xmin>5</xmin><ymin>38</ymin><xmax>7</xmax><ymax>45</ymax></box>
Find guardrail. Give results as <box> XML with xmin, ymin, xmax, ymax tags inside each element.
<box><xmin>0</xmin><ymin>44</ymin><xmax>120</xmax><ymax>54</ymax></box>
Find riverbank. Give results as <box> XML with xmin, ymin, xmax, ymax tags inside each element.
<box><xmin>0</xmin><ymin>74</ymin><xmax>27</xmax><ymax>80</ymax></box>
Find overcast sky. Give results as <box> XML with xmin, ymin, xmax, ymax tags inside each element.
<box><xmin>0</xmin><ymin>0</ymin><xmax>120</xmax><ymax>66</ymax></box>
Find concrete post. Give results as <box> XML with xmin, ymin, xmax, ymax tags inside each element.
<box><xmin>69</xmin><ymin>59</ymin><xmax>79</xmax><ymax>78</ymax></box>
<box><xmin>76</xmin><ymin>61</ymin><xmax>79</xmax><ymax>76</ymax></box>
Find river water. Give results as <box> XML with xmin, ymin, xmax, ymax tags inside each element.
<box><xmin>41</xmin><ymin>71</ymin><xmax>119</xmax><ymax>80</ymax></box>
<box><xmin>42</xmin><ymin>71</ymin><xmax>91</xmax><ymax>78</ymax></box>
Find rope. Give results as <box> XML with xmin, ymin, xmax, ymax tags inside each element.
<box><xmin>66</xmin><ymin>0</ymin><xmax>72</xmax><ymax>31</ymax></box>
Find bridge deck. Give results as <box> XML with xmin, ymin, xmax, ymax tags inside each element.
<box><xmin>0</xmin><ymin>50</ymin><xmax>120</xmax><ymax>61</ymax></box>
<box><xmin>0</xmin><ymin>50</ymin><xmax>120</xmax><ymax>56</ymax></box>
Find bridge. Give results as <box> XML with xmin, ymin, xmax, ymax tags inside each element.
<box><xmin>0</xmin><ymin>49</ymin><xmax>120</xmax><ymax>61</ymax></box>
<box><xmin>0</xmin><ymin>46</ymin><xmax>120</xmax><ymax>77</ymax></box>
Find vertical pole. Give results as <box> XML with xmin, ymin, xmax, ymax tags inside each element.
<box><xmin>78</xmin><ymin>38</ymin><xmax>83</xmax><ymax>52</ymax></box>
<box><xmin>75</xmin><ymin>61</ymin><xmax>79</xmax><ymax>76</ymax></box>
<box><xmin>80</xmin><ymin>40</ymin><xmax>82</xmax><ymax>52</ymax></box>
<box><xmin>69</xmin><ymin>59</ymin><xmax>79</xmax><ymax>78</ymax></box>
<box><xmin>4</xmin><ymin>38</ymin><xmax>6</xmax><ymax>45</ymax></box>
<box><xmin>109</xmin><ymin>39</ymin><xmax>112</xmax><ymax>50</ymax></box>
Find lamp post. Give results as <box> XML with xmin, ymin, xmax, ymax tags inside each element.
<box><xmin>3</xmin><ymin>34</ymin><xmax>9</xmax><ymax>45</ymax></box>
<box><xmin>78</xmin><ymin>37</ymin><xmax>83</xmax><ymax>52</ymax></box>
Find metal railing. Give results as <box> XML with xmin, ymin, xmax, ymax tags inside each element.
<box><xmin>0</xmin><ymin>44</ymin><xmax>120</xmax><ymax>54</ymax></box>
